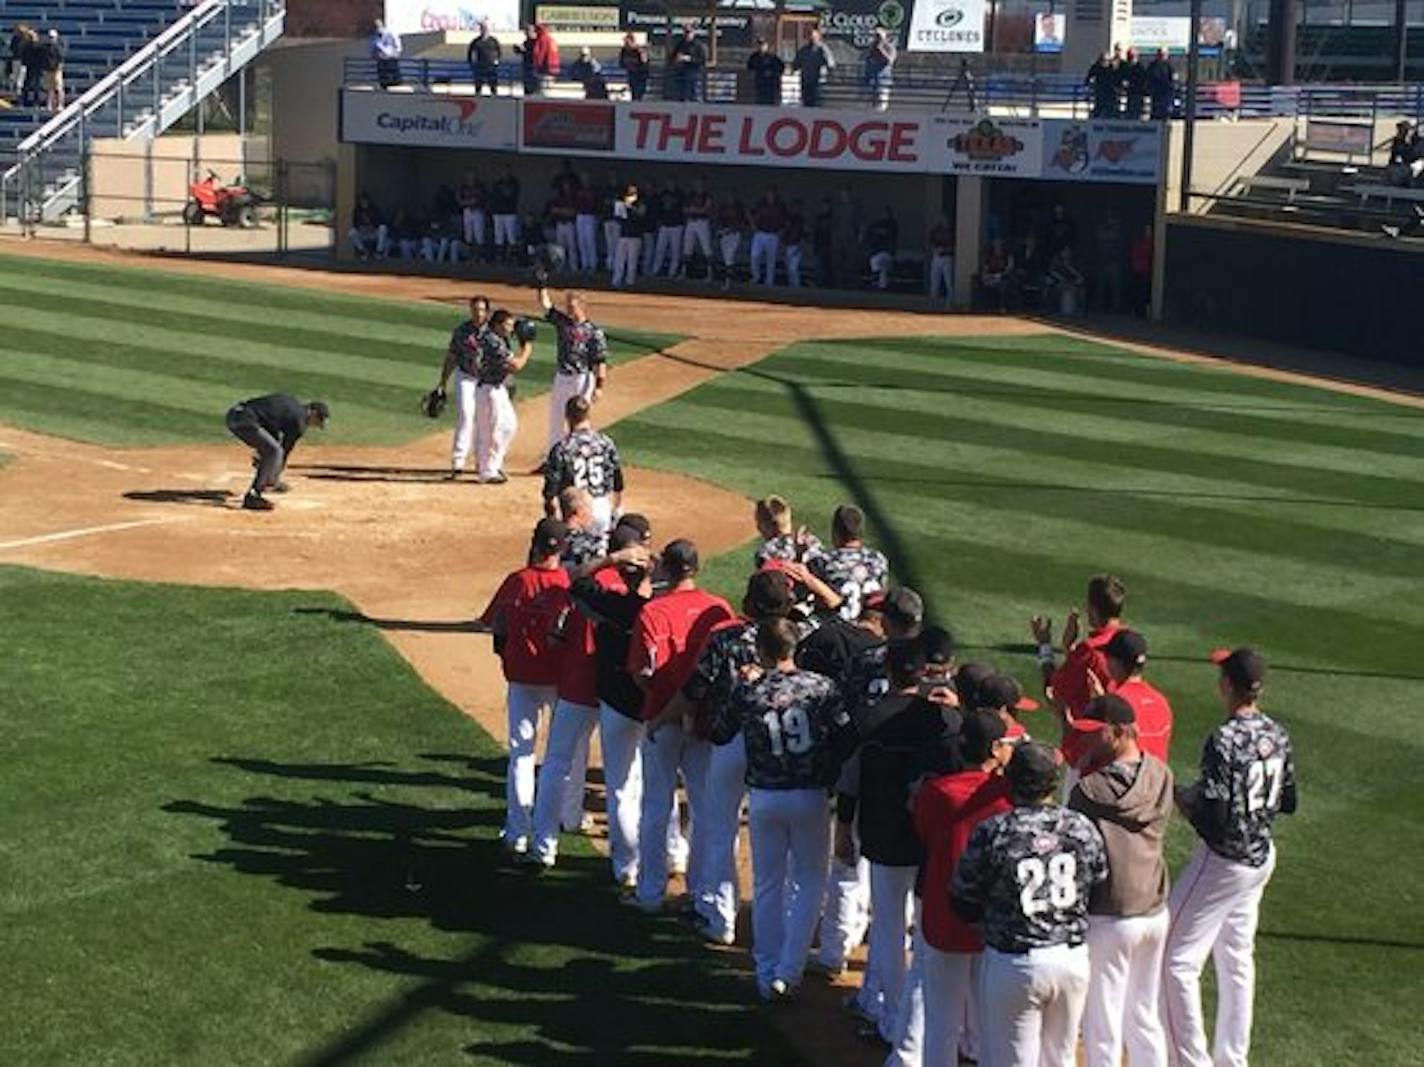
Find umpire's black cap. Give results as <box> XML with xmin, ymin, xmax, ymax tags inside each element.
<box><xmin>1006</xmin><ymin>742</ymin><xmax>1061</xmax><ymax>801</ymax></box>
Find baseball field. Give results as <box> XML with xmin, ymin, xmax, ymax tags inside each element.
<box><xmin>1</xmin><ymin>246</ymin><xmax>1421</xmax><ymax>1065</ymax></box>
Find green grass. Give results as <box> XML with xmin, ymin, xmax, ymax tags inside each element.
<box><xmin>613</xmin><ymin>333</ymin><xmax>1424</xmax><ymax>1065</ymax></box>
<box><xmin>0</xmin><ymin>253</ymin><xmax>681</xmax><ymax>447</ymax></box>
<box><xmin>0</xmin><ymin>567</ymin><xmax>797</xmax><ymax>1066</ymax></box>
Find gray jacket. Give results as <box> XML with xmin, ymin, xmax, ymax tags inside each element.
<box><xmin>1069</xmin><ymin>755</ymin><xmax>1174</xmax><ymax>917</ymax></box>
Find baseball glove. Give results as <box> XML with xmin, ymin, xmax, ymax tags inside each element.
<box><xmin>421</xmin><ymin>388</ymin><xmax>447</xmax><ymax>419</ymax></box>
<box><xmin>514</xmin><ymin>318</ymin><xmax>539</xmax><ymax>344</ymax></box>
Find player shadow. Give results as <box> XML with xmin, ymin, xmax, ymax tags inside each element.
<box><xmin>209</xmin><ymin>755</ymin><xmax>505</xmax><ymax>801</ymax></box>
<box><xmin>1260</xmin><ymin>929</ymin><xmax>1424</xmax><ymax>952</ymax></box>
<box><xmin>293</xmin><ymin>606</ymin><xmax>481</xmax><ymax>634</ymax></box>
<box><xmin>290</xmin><ymin>464</ymin><xmax>455</xmax><ymax>484</ymax></box>
<box><xmin>122</xmin><ymin>488</ymin><xmax>234</xmax><ymax>507</ymax></box>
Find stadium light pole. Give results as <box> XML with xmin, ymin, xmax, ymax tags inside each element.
<box><xmin>1395</xmin><ymin>0</ymin><xmax>1408</xmax><ymax>82</ymax></box>
<box><xmin>1179</xmin><ymin>0</ymin><xmax>1204</xmax><ymax>213</ymax></box>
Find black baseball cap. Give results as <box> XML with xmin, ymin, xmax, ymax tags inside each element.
<box><xmin>919</xmin><ymin>626</ymin><xmax>955</xmax><ymax>667</ymax></box>
<box><xmin>954</xmin><ymin>662</ymin><xmax>996</xmax><ymax>709</ymax></box>
<box><xmin>976</xmin><ymin>673</ymin><xmax>1041</xmax><ymax>713</ymax></box>
<box><xmin>614</xmin><ymin>512</ymin><xmax>652</xmax><ymax>541</ymax></box>
<box><xmin>745</xmin><ymin>569</ymin><xmax>794</xmax><ymax>619</ymax></box>
<box><xmin>531</xmin><ymin>518</ymin><xmax>569</xmax><ymax>557</ymax></box>
<box><xmin>886</xmin><ymin>638</ymin><xmax>927</xmax><ymax>687</ymax></box>
<box><xmin>660</xmin><ymin>539</ymin><xmax>699</xmax><ymax>579</ymax></box>
<box><xmin>865</xmin><ymin>586</ymin><xmax>923</xmax><ymax>629</ymax></box>
<box><xmin>1211</xmin><ymin>646</ymin><xmax>1267</xmax><ymax>692</ymax></box>
<box><xmin>1006</xmin><ymin>742</ymin><xmax>1061</xmax><ymax>800</ymax></box>
<box><xmin>1105</xmin><ymin>629</ymin><xmax>1148</xmax><ymax>671</ymax></box>
<box><xmin>609</xmin><ymin>523</ymin><xmax>646</xmax><ymax>552</ymax></box>
<box><xmin>1081</xmin><ymin>693</ymin><xmax>1135</xmax><ymax>726</ymax></box>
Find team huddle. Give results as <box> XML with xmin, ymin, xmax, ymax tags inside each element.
<box><xmin>475</xmin><ymin>474</ymin><xmax>1298</xmax><ymax>1067</ymax></box>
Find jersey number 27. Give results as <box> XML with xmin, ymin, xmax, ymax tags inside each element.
<box><xmin>1246</xmin><ymin>756</ymin><xmax>1285</xmax><ymax>813</ymax></box>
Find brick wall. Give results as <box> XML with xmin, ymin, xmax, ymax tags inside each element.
<box><xmin>285</xmin><ymin>0</ymin><xmax>382</xmax><ymax>38</ymax></box>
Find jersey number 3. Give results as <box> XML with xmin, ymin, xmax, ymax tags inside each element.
<box><xmin>762</xmin><ymin>706</ymin><xmax>813</xmax><ymax>757</ymax></box>
<box><xmin>1016</xmin><ymin>853</ymin><xmax>1078</xmax><ymax>917</ymax></box>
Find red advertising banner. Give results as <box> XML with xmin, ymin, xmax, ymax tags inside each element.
<box><xmin>522</xmin><ymin>101</ymin><xmax>617</xmax><ymax>152</ymax></box>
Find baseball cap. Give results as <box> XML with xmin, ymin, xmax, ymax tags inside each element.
<box><xmin>919</xmin><ymin>626</ymin><xmax>955</xmax><ymax>667</ymax></box>
<box><xmin>1211</xmin><ymin>646</ymin><xmax>1267</xmax><ymax>692</ymax></box>
<box><xmin>1105</xmin><ymin>629</ymin><xmax>1148</xmax><ymax>671</ymax></box>
<box><xmin>531</xmin><ymin>517</ymin><xmax>569</xmax><ymax>557</ymax></box>
<box><xmin>609</xmin><ymin>522</ymin><xmax>646</xmax><ymax>553</ymax></box>
<box><xmin>745</xmin><ymin>569</ymin><xmax>794</xmax><ymax>619</ymax></box>
<box><xmin>886</xmin><ymin>638</ymin><xmax>927</xmax><ymax>687</ymax></box>
<box><xmin>865</xmin><ymin>586</ymin><xmax>923</xmax><ymax>630</ymax></box>
<box><xmin>976</xmin><ymin>673</ymin><xmax>1041</xmax><ymax>713</ymax></box>
<box><xmin>307</xmin><ymin>400</ymin><xmax>331</xmax><ymax>424</ymax></box>
<box><xmin>1080</xmin><ymin>693</ymin><xmax>1136</xmax><ymax>728</ymax></box>
<box><xmin>954</xmin><ymin>662</ymin><xmax>996</xmax><ymax>709</ymax></box>
<box><xmin>660</xmin><ymin>539</ymin><xmax>699</xmax><ymax>579</ymax></box>
<box><xmin>614</xmin><ymin>512</ymin><xmax>651</xmax><ymax>541</ymax></box>
<box><xmin>1006</xmin><ymin>742</ymin><xmax>1061</xmax><ymax>800</ymax></box>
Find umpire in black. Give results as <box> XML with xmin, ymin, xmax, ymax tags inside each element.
<box><xmin>225</xmin><ymin>394</ymin><xmax>329</xmax><ymax>511</ymax></box>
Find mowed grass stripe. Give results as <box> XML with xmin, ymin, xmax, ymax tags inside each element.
<box><xmin>0</xmin><ymin>374</ymin><xmax>237</xmax><ymax>442</ymax></box>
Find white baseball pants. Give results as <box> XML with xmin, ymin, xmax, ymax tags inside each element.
<box><xmin>531</xmin><ymin>699</ymin><xmax>598</xmax><ymax>864</ymax></box>
<box><xmin>554</xmin><ymin>221</ymin><xmax>577</xmax><ymax>270</ymax></box>
<box><xmin>682</xmin><ymin>217</ymin><xmax>712</xmax><ymax>261</ymax></box>
<box><xmin>1083</xmin><ymin>908</ymin><xmax>1170</xmax><ymax>1067</ymax></box>
<box><xmin>503</xmin><ymin>681</ymin><xmax>557</xmax><ymax>844</ymax></box>
<box><xmin>493</xmin><ymin>213</ymin><xmax>519</xmax><ymax>247</ymax></box>
<box><xmin>652</xmin><ymin>224</ymin><xmax>684</xmax><ymax>276</ymax></box>
<box><xmin>1162</xmin><ymin>844</ymin><xmax>1276</xmax><ymax>1067</ymax></box>
<box><xmin>978</xmin><ymin>943</ymin><xmax>1090</xmax><ymax>1067</ymax></box>
<box><xmin>450</xmin><ymin>370</ymin><xmax>477</xmax><ymax>471</ymax></box>
<box><xmin>636</xmin><ymin>723</ymin><xmax>710</xmax><ymax>909</ymax></box>
<box><xmin>462</xmin><ymin>207</ymin><xmax>486</xmax><ymax>247</ymax></box>
<box><xmin>864</xmin><ymin>863</ymin><xmax>917</xmax><ymax>1036</ymax></box>
<box><xmin>348</xmin><ymin>225</ymin><xmax>389</xmax><ymax>258</ymax></box>
<box><xmin>699</xmin><ymin>734</ymin><xmax>747</xmax><ymax>939</ymax></box>
<box><xmin>547</xmin><ymin>370</ymin><xmax>598</xmax><ymax>449</ymax></box>
<box><xmin>886</xmin><ymin>926</ymin><xmax>979</xmax><ymax>1067</ymax></box>
<box><xmin>588</xmin><ymin>495</ymin><xmax>615</xmax><ymax>536</ymax></box>
<box><xmin>750</xmin><ymin>232</ymin><xmax>780</xmax><ymax>285</ymax></box>
<box><xmin>599</xmin><ymin>704</ymin><xmax>644</xmax><ymax>885</ymax></box>
<box><xmin>818</xmin><ymin>853</ymin><xmax>871</xmax><ymax>970</ymax></box>
<box><xmin>870</xmin><ymin>251</ymin><xmax>893</xmax><ymax>289</ymax></box>
<box><xmin>475</xmin><ymin>384</ymin><xmax>516</xmax><ymax>480</ymax></box>
<box><xmin>612</xmin><ymin>236</ymin><xmax>641</xmax><ymax>287</ymax></box>
<box><xmin>575</xmin><ymin>214</ymin><xmax>599</xmax><ymax>271</ymax></box>
<box><xmin>602</xmin><ymin>220</ymin><xmax>622</xmax><ymax>269</ymax></box>
<box><xmin>748</xmin><ymin>787</ymin><xmax>831</xmax><ymax>992</ymax></box>
<box><xmin>929</xmin><ymin>253</ymin><xmax>954</xmax><ymax>302</ymax></box>
<box><xmin>784</xmin><ymin>244</ymin><xmax>803</xmax><ymax>288</ymax></box>
<box><xmin>718</xmin><ymin>232</ymin><xmax>740</xmax><ymax>274</ymax></box>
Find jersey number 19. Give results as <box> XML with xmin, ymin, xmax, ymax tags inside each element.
<box><xmin>762</xmin><ymin>706</ymin><xmax>813</xmax><ymax>757</ymax></box>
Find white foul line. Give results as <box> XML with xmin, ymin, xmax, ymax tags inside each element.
<box><xmin>0</xmin><ymin>516</ymin><xmax>189</xmax><ymax>552</ymax></box>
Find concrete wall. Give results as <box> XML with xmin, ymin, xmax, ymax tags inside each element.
<box><xmin>89</xmin><ymin>134</ymin><xmax>260</xmax><ymax>220</ymax></box>
<box><xmin>1162</xmin><ymin>117</ymin><xmax>1294</xmax><ymax>211</ymax></box>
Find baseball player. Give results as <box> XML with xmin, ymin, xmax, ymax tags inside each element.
<box><xmin>706</xmin><ymin>617</ymin><xmax>853</xmax><ymax>1000</ymax></box>
<box><xmin>557</xmin><ymin>486</ymin><xmax>608</xmax><ymax>568</ymax></box>
<box><xmin>223</xmin><ymin>393</ymin><xmax>329</xmax><ymax>511</ymax></box>
<box><xmin>537</xmin><ymin>282</ymin><xmax>608</xmax><ymax>450</ymax></box>
<box><xmin>810</xmin><ymin>504</ymin><xmax>890</xmax><ymax>621</ymax></box>
<box><xmin>543</xmin><ymin>396</ymin><xmax>624</xmax><ymax>534</ymax></box>
<box><xmin>1162</xmin><ymin>648</ymin><xmax>1297</xmax><ymax>1067</ymax></box>
<box><xmin>1061</xmin><ymin>628</ymin><xmax>1174</xmax><ymax>781</ymax></box>
<box><xmin>1067</xmin><ymin>694</ymin><xmax>1174</xmax><ymax>1067</ymax></box>
<box><xmin>889</xmin><ymin>708</ymin><xmax>1013</xmax><ymax>1067</ymax></box>
<box><xmin>477</xmin><ymin>518</ymin><xmax>572</xmax><ymax>856</ymax></box>
<box><xmin>434</xmin><ymin>295</ymin><xmax>491</xmax><ymax>479</ymax></box>
<box><xmin>665</xmin><ymin>570</ymin><xmax>799</xmax><ymax>946</ymax></box>
<box><xmin>950</xmin><ymin>742</ymin><xmax>1108</xmax><ymax>1067</ymax></box>
<box><xmin>626</xmin><ymin>540</ymin><xmax>735</xmax><ymax>913</ymax></box>
<box><xmin>681</xmin><ymin>177</ymin><xmax>714</xmax><ymax>277</ymax></box>
<box><xmin>472</xmin><ymin>309</ymin><xmax>534</xmax><ymax>485</ymax></box>
<box><xmin>751</xmin><ymin>494</ymin><xmax>823</xmax><ymax>570</ymax></box>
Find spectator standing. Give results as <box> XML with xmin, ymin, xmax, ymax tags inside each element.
<box><xmin>927</xmin><ymin>216</ymin><xmax>954</xmax><ymax>305</ymax></box>
<box><xmin>490</xmin><ymin>167</ymin><xmax>521</xmax><ymax>261</ymax></box>
<box><xmin>668</xmin><ymin>23</ymin><xmax>707</xmax><ymax>102</ymax></box>
<box><xmin>747</xmin><ymin>37</ymin><xmax>784</xmax><ymax>106</ymax></box>
<box><xmin>467</xmin><ymin>21</ymin><xmax>502</xmax><ymax>95</ymax></box>
<box><xmin>1146</xmin><ymin>48</ymin><xmax>1174</xmax><ymax>120</ymax></box>
<box><xmin>1091</xmin><ymin>210</ymin><xmax>1126</xmax><ymax>312</ymax></box>
<box><xmin>533</xmin><ymin>24</ymin><xmax>560</xmax><ymax>92</ymax></box>
<box><xmin>369</xmin><ymin>18</ymin><xmax>402</xmax><ymax>90</ymax></box>
<box><xmin>716</xmin><ymin>196</ymin><xmax>748</xmax><ymax>289</ymax></box>
<box><xmin>866</xmin><ymin>205</ymin><xmax>898</xmax><ymax>290</ymax></box>
<box><xmin>652</xmin><ymin>182</ymin><xmax>686</xmax><ymax>278</ymax></box>
<box><xmin>1122</xmin><ymin>48</ymin><xmax>1147</xmax><ymax>119</ymax></box>
<box><xmin>40</xmin><ymin>28</ymin><xmax>65</xmax><ymax>113</ymax></box>
<box><xmin>6</xmin><ymin>23</ymin><xmax>26</xmax><ymax>96</ymax></box>
<box><xmin>750</xmin><ymin>189</ymin><xmax>785</xmax><ymax>286</ymax></box>
<box><xmin>1128</xmin><ymin>223</ymin><xmax>1153</xmax><ymax>315</ymax></box>
<box><xmin>19</xmin><ymin>24</ymin><xmax>43</xmax><ymax>107</ymax></box>
<box><xmin>569</xmin><ymin>45</ymin><xmax>600</xmax><ymax>87</ymax></box>
<box><xmin>348</xmin><ymin>193</ymin><xmax>389</xmax><ymax>260</ymax></box>
<box><xmin>793</xmin><ymin>28</ymin><xmax>835</xmax><ymax>108</ymax></box>
<box><xmin>619</xmin><ymin>33</ymin><xmax>650</xmax><ymax>101</ymax></box>
<box><xmin>611</xmin><ymin>185</ymin><xmax>646</xmax><ymax>288</ymax></box>
<box><xmin>1086</xmin><ymin>50</ymin><xmax>1117</xmax><ymax>118</ymax></box>
<box><xmin>780</xmin><ymin>201</ymin><xmax>805</xmax><ymax>288</ymax></box>
<box><xmin>863</xmin><ymin>28</ymin><xmax>896</xmax><ymax>112</ymax></box>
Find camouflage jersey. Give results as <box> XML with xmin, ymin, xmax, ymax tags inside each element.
<box><xmin>546</xmin><ymin>307</ymin><xmax>609</xmax><ymax>376</ymax></box>
<box><xmin>562</xmin><ymin>526</ymin><xmax>608</xmax><ymax>569</ymax></box>
<box><xmin>951</xmin><ymin>804</ymin><xmax>1108</xmax><ymax>954</ymax></box>
<box><xmin>753</xmin><ymin>532</ymin><xmax>824</xmax><ymax>571</ymax></box>
<box><xmin>708</xmin><ymin>667</ymin><xmax>849</xmax><ymax>790</ymax></box>
<box><xmin>448</xmin><ymin>320</ymin><xmax>486</xmax><ymax>376</ymax></box>
<box><xmin>810</xmin><ymin>545</ymin><xmax>890</xmax><ymax>621</ymax></box>
<box><xmin>474</xmin><ymin>330</ymin><xmax>516</xmax><ymax>387</ymax></box>
<box><xmin>842</xmin><ymin>640</ymin><xmax>890</xmax><ymax>716</ymax></box>
<box><xmin>1189</xmin><ymin>712</ymin><xmax>1296</xmax><ymax>867</ymax></box>
<box><xmin>684</xmin><ymin>618</ymin><xmax>815</xmax><ymax>736</ymax></box>
<box><xmin>544</xmin><ymin>428</ymin><xmax>624</xmax><ymax>501</ymax></box>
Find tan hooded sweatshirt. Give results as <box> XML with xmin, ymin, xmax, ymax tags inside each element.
<box><xmin>1069</xmin><ymin>754</ymin><xmax>1174</xmax><ymax>917</ymax></box>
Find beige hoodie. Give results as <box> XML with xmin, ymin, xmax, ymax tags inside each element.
<box><xmin>1069</xmin><ymin>754</ymin><xmax>1174</xmax><ymax>917</ymax></box>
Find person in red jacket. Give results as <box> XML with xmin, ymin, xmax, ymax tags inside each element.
<box><xmin>1031</xmin><ymin>573</ymin><xmax>1127</xmax><ymax>719</ymax></box>
<box><xmin>478</xmin><ymin>518</ymin><xmax>571</xmax><ymax>855</ymax></box>
<box><xmin>1060</xmin><ymin>629</ymin><xmax>1173</xmax><ymax>787</ymax></box>
<box><xmin>900</xmin><ymin>709</ymin><xmax>1015</xmax><ymax>1065</ymax></box>
<box><xmin>626</xmin><ymin>539</ymin><xmax>735</xmax><ymax>913</ymax></box>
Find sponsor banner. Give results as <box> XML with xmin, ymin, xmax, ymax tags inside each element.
<box><xmin>819</xmin><ymin>0</ymin><xmax>911</xmax><ymax>49</ymax></box>
<box><xmin>384</xmin><ymin>0</ymin><xmax>520</xmax><ymax>34</ymax></box>
<box><xmin>1129</xmin><ymin>14</ymin><xmax>1225</xmax><ymax>55</ymax></box>
<box><xmin>1040</xmin><ymin>120</ymin><xmax>1162</xmax><ymax>184</ymax></box>
<box><xmin>535</xmin><ymin>4</ymin><xmax>620</xmax><ymax>31</ymax></box>
<box><xmin>1034</xmin><ymin>12</ymin><xmax>1064</xmax><ymax>54</ymax></box>
<box><xmin>906</xmin><ymin>0</ymin><xmax>986</xmax><ymax>53</ymax></box>
<box><xmin>340</xmin><ymin>91</ymin><xmax>518</xmax><ymax>149</ymax></box>
<box><xmin>1304</xmin><ymin>119</ymin><xmax>1373</xmax><ymax>156</ymax></box>
<box><xmin>619</xmin><ymin>103</ymin><xmax>928</xmax><ymax>171</ymax></box>
<box><xmin>620</xmin><ymin>6</ymin><xmax>753</xmax><ymax>45</ymax></box>
<box><xmin>927</xmin><ymin>117</ymin><xmax>1042</xmax><ymax>176</ymax></box>
<box><xmin>523</xmin><ymin>100</ymin><xmax>617</xmax><ymax>151</ymax></box>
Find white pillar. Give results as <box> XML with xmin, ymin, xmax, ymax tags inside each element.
<box><xmin>953</xmin><ymin>175</ymin><xmax>984</xmax><ymax>311</ymax></box>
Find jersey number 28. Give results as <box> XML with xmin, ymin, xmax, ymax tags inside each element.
<box><xmin>762</xmin><ymin>706</ymin><xmax>813</xmax><ymax>757</ymax></box>
<box><xmin>1016</xmin><ymin>853</ymin><xmax>1078</xmax><ymax>916</ymax></box>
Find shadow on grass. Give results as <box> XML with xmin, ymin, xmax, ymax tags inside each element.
<box><xmin>164</xmin><ymin>754</ymin><xmax>796</xmax><ymax>1067</ymax></box>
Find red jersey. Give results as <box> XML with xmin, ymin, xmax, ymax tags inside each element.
<box><xmin>1115</xmin><ymin>676</ymin><xmax>1173</xmax><ymax>764</ymax></box>
<box><xmin>627</xmin><ymin>587</ymin><xmax>735</xmax><ymax>721</ymax></box>
<box><xmin>554</xmin><ymin>568</ymin><xmax>624</xmax><ymax>708</ymax></box>
<box><xmin>1049</xmin><ymin>622</ymin><xmax>1121</xmax><ymax>715</ymax></box>
<box><xmin>913</xmin><ymin>769</ymin><xmax>1012</xmax><ymax>953</ymax></box>
<box><xmin>479</xmin><ymin>565</ymin><xmax>569</xmax><ymax>686</ymax></box>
